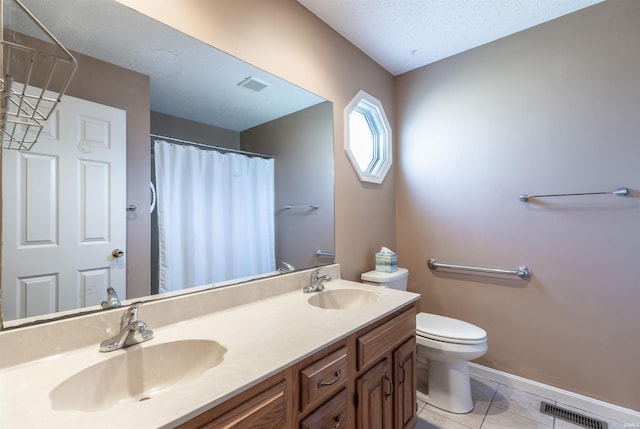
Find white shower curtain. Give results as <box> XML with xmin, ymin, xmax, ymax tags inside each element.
<box><xmin>154</xmin><ymin>140</ymin><xmax>275</xmax><ymax>293</ymax></box>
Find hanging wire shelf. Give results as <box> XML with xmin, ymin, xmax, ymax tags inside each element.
<box><xmin>1</xmin><ymin>0</ymin><xmax>78</xmax><ymax>151</ymax></box>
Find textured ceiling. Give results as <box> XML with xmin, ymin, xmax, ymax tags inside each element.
<box><xmin>297</xmin><ymin>0</ymin><xmax>604</xmax><ymax>76</ymax></box>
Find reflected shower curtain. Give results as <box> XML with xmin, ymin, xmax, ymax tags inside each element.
<box><xmin>154</xmin><ymin>140</ymin><xmax>275</xmax><ymax>293</ymax></box>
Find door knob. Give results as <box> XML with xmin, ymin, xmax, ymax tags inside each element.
<box><xmin>112</xmin><ymin>249</ymin><xmax>125</xmax><ymax>258</ymax></box>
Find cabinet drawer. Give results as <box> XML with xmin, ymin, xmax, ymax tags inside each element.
<box><xmin>356</xmin><ymin>307</ymin><xmax>416</xmax><ymax>371</ymax></box>
<box><xmin>300</xmin><ymin>389</ymin><xmax>351</xmax><ymax>429</ymax></box>
<box><xmin>182</xmin><ymin>381</ymin><xmax>287</xmax><ymax>429</ymax></box>
<box><xmin>300</xmin><ymin>346</ymin><xmax>348</xmax><ymax>411</ymax></box>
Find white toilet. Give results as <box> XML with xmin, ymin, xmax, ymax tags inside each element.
<box><xmin>361</xmin><ymin>268</ymin><xmax>488</xmax><ymax>414</ymax></box>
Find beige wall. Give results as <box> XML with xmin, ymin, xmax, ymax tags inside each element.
<box><xmin>242</xmin><ymin>101</ymin><xmax>334</xmax><ymax>270</ymax></box>
<box><xmin>118</xmin><ymin>0</ymin><xmax>397</xmax><ymax>283</ymax></box>
<box><xmin>396</xmin><ymin>0</ymin><xmax>640</xmax><ymax>410</ymax></box>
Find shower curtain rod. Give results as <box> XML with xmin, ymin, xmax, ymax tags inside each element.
<box><xmin>150</xmin><ymin>133</ymin><xmax>274</xmax><ymax>159</ymax></box>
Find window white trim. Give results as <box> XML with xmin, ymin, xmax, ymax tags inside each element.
<box><xmin>344</xmin><ymin>90</ymin><xmax>392</xmax><ymax>184</ymax></box>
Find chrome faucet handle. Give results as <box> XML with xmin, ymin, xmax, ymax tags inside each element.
<box><xmin>120</xmin><ymin>303</ymin><xmax>141</xmax><ymax>329</ymax></box>
<box><xmin>278</xmin><ymin>261</ymin><xmax>295</xmax><ymax>274</ymax></box>
<box><xmin>101</xmin><ymin>287</ymin><xmax>121</xmax><ymax>309</ymax></box>
<box><xmin>125</xmin><ymin>320</ymin><xmax>154</xmax><ymax>346</ymax></box>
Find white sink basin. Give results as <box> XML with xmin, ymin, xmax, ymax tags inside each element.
<box><xmin>50</xmin><ymin>339</ymin><xmax>226</xmax><ymax>411</ymax></box>
<box><xmin>307</xmin><ymin>289</ymin><xmax>378</xmax><ymax>310</ymax></box>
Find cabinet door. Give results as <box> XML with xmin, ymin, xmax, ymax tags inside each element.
<box><xmin>394</xmin><ymin>337</ymin><xmax>417</xmax><ymax>429</ymax></box>
<box><xmin>356</xmin><ymin>358</ymin><xmax>393</xmax><ymax>429</ymax></box>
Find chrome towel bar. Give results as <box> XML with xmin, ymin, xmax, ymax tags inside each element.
<box><xmin>315</xmin><ymin>249</ymin><xmax>335</xmax><ymax>259</ymax></box>
<box><xmin>284</xmin><ymin>204</ymin><xmax>320</xmax><ymax>210</ymax></box>
<box><xmin>519</xmin><ymin>187</ymin><xmax>628</xmax><ymax>202</ymax></box>
<box><xmin>427</xmin><ymin>258</ymin><xmax>532</xmax><ymax>280</ymax></box>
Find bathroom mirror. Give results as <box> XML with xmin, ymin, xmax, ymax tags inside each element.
<box><xmin>1</xmin><ymin>0</ymin><xmax>334</xmax><ymax>328</ymax></box>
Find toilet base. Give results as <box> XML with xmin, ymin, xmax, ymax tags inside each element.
<box><xmin>425</xmin><ymin>358</ymin><xmax>473</xmax><ymax>414</ymax></box>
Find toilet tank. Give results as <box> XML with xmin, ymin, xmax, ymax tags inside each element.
<box><xmin>361</xmin><ymin>268</ymin><xmax>408</xmax><ymax>291</ymax></box>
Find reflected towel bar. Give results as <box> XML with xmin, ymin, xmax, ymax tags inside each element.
<box><xmin>315</xmin><ymin>249</ymin><xmax>335</xmax><ymax>259</ymax></box>
<box><xmin>427</xmin><ymin>258</ymin><xmax>532</xmax><ymax>280</ymax></box>
<box><xmin>519</xmin><ymin>187</ymin><xmax>628</xmax><ymax>202</ymax></box>
<box><xmin>284</xmin><ymin>204</ymin><xmax>320</xmax><ymax>210</ymax></box>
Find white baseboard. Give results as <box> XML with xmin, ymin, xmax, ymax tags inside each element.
<box><xmin>468</xmin><ymin>363</ymin><xmax>640</xmax><ymax>425</ymax></box>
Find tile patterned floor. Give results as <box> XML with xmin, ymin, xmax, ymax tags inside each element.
<box><xmin>415</xmin><ymin>375</ymin><xmax>634</xmax><ymax>429</ymax></box>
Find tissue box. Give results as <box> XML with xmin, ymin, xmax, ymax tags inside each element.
<box><xmin>375</xmin><ymin>252</ymin><xmax>397</xmax><ymax>272</ymax></box>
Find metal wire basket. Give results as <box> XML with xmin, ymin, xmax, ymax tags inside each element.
<box><xmin>1</xmin><ymin>0</ymin><xmax>78</xmax><ymax>151</ymax></box>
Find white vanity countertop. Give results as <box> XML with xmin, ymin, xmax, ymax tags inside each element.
<box><xmin>0</xmin><ymin>278</ymin><xmax>419</xmax><ymax>429</ymax></box>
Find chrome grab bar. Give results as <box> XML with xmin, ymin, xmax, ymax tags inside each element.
<box><xmin>427</xmin><ymin>258</ymin><xmax>532</xmax><ymax>280</ymax></box>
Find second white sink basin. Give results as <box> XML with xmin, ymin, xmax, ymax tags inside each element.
<box><xmin>307</xmin><ymin>289</ymin><xmax>378</xmax><ymax>310</ymax></box>
<box><xmin>50</xmin><ymin>339</ymin><xmax>226</xmax><ymax>412</ymax></box>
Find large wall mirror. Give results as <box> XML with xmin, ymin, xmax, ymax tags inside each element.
<box><xmin>1</xmin><ymin>0</ymin><xmax>334</xmax><ymax>329</ymax></box>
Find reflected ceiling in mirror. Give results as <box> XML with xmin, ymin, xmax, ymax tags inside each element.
<box><xmin>1</xmin><ymin>0</ymin><xmax>334</xmax><ymax>329</ymax></box>
<box><xmin>5</xmin><ymin>0</ymin><xmax>324</xmax><ymax>131</ymax></box>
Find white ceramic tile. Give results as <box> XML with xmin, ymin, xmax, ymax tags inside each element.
<box><xmin>470</xmin><ymin>376</ymin><xmax>500</xmax><ymax>402</ymax></box>
<box><xmin>415</xmin><ymin>378</ymin><xmax>627</xmax><ymax>429</ymax></box>
<box><xmin>416</xmin><ymin>376</ymin><xmax>498</xmax><ymax>429</ymax></box>
<box><xmin>483</xmin><ymin>407</ymin><xmax>553</xmax><ymax>429</ymax></box>
<box><xmin>422</xmin><ymin>403</ymin><xmax>487</xmax><ymax>429</ymax></box>
<box><xmin>417</xmin><ymin>406</ymin><xmax>476</xmax><ymax>429</ymax></box>
<box><xmin>553</xmin><ymin>402</ymin><xmax>632</xmax><ymax>429</ymax></box>
<box><xmin>491</xmin><ymin>384</ymin><xmax>555</xmax><ymax>426</ymax></box>
<box><xmin>417</xmin><ymin>397</ymin><xmax>428</xmax><ymax>415</ymax></box>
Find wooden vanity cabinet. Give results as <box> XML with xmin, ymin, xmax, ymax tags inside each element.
<box><xmin>176</xmin><ymin>303</ymin><xmax>417</xmax><ymax>429</ymax></box>
<box><xmin>355</xmin><ymin>307</ymin><xmax>417</xmax><ymax>429</ymax></box>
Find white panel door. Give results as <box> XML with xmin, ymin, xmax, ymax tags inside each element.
<box><xmin>2</xmin><ymin>93</ymin><xmax>127</xmax><ymax>321</ymax></box>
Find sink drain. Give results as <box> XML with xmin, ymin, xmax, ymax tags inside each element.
<box><xmin>138</xmin><ymin>396</ymin><xmax>152</xmax><ymax>402</ymax></box>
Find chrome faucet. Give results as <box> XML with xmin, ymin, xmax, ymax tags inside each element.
<box><xmin>99</xmin><ymin>303</ymin><xmax>154</xmax><ymax>352</ymax></box>
<box><xmin>303</xmin><ymin>268</ymin><xmax>332</xmax><ymax>293</ymax></box>
<box><xmin>278</xmin><ymin>261</ymin><xmax>295</xmax><ymax>274</ymax></box>
<box><xmin>101</xmin><ymin>286</ymin><xmax>121</xmax><ymax>309</ymax></box>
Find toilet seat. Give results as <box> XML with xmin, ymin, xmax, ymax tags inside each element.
<box><xmin>416</xmin><ymin>313</ymin><xmax>487</xmax><ymax>345</ymax></box>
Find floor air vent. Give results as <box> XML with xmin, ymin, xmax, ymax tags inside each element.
<box><xmin>540</xmin><ymin>402</ymin><xmax>608</xmax><ymax>429</ymax></box>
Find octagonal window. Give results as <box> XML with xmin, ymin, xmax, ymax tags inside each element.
<box><xmin>345</xmin><ymin>90</ymin><xmax>392</xmax><ymax>184</ymax></box>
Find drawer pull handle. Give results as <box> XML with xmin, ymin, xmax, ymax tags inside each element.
<box><xmin>333</xmin><ymin>415</ymin><xmax>341</xmax><ymax>429</ymax></box>
<box><xmin>399</xmin><ymin>361</ymin><xmax>406</xmax><ymax>385</ymax></box>
<box><xmin>318</xmin><ymin>369</ymin><xmax>342</xmax><ymax>388</ymax></box>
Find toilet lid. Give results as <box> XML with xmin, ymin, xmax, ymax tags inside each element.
<box><xmin>416</xmin><ymin>313</ymin><xmax>487</xmax><ymax>344</ymax></box>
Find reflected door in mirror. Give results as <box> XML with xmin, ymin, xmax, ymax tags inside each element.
<box><xmin>1</xmin><ymin>93</ymin><xmax>127</xmax><ymax>321</ymax></box>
